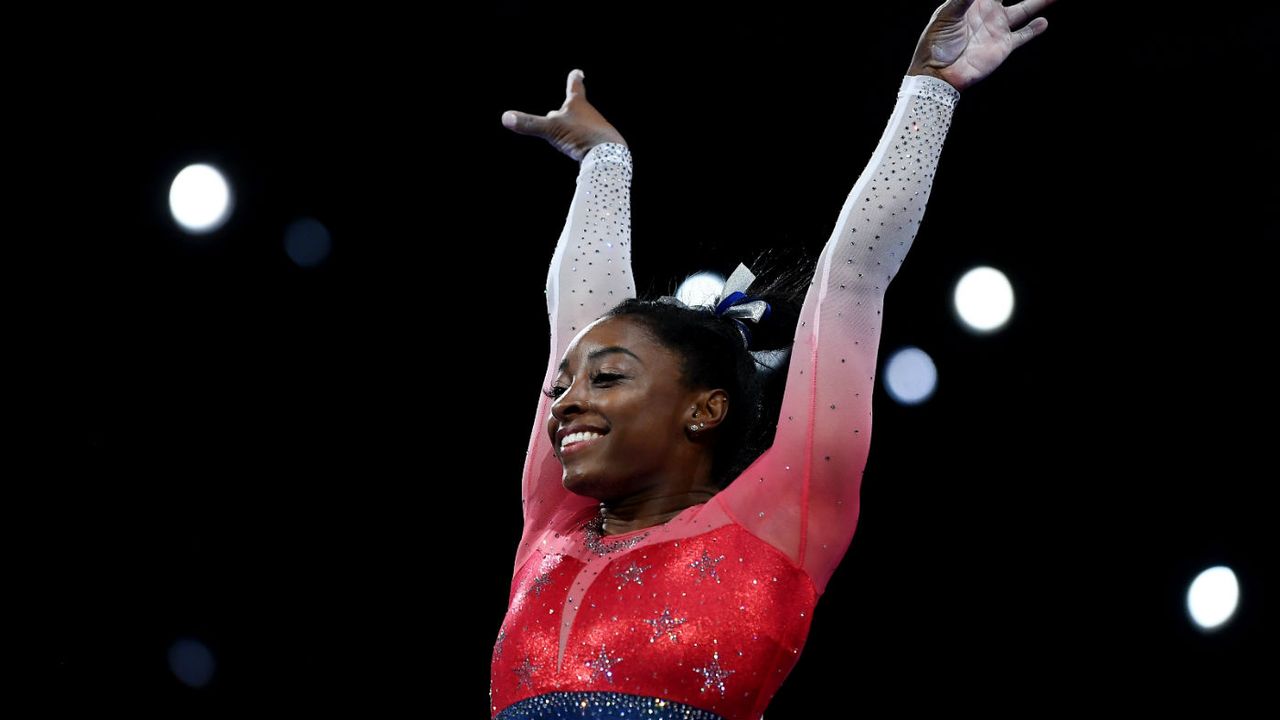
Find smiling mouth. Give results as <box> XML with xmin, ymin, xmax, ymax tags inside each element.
<box><xmin>560</xmin><ymin>432</ymin><xmax>606</xmax><ymax>457</ymax></box>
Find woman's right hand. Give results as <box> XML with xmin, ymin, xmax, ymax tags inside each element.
<box><xmin>501</xmin><ymin>69</ymin><xmax>628</xmax><ymax>162</ymax></box>
<box><xmin>907</xmin><ymin>0</ymin><xmax>1054</xmax><ymax>91</ymax></box>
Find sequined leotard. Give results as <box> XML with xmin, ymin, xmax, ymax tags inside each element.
<box><xmin>491</xmin><ymin>75</ymin><xmax>960</xmax><ymax>720</ymax></box>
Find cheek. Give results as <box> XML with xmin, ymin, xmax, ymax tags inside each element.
<box><xmin>616</xmin><ymin>417</ymin><xmax>671</xmax><ymax>452</ymax></box>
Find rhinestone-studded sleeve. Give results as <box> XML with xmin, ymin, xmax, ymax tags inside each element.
<box><xmin>514</xmin><ymin>142</ymin><xmax>636</xmax><ymax>576</ymax></box>
<box><xmin>716</xmin><ymin>75</ymin><xmax>959</xmax><ymax>595</ymax></box>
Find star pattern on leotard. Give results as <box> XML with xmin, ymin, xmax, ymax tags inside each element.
<box><xmin>643</xmin><ymin>606</ymin><xmax>687</xmax><ymax>643</ymax></box>
<box><xmin>693</xmin><ymin>651</ymin><xmax>735</xmax><ymax>697</ymax></box>
<box><xmin>513</xmin><ymin>656</ymin><xmax>539</xmax><ymax>690</ymax></box>
<box><xmin>615</xmin><ymin>560</ymin><xmax>652</xmax><ymax>588</ymax></box>
<box><xmin>689</xmin><ymin>549</ymin><xmax>725</xmax><ymax>583</ymax></box>
<box><xmin>584</xmin><ymin>644</ymin><xmax>622</xmax><ymax>685</ymax></box>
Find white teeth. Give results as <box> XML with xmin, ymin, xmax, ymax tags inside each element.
<box><xmin>561</xmin><ymin>431</ymin><xmax>603</xmax><ymax>451</ymax></box>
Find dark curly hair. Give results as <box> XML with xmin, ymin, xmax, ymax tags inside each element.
<box><xmin>600</xmin><ymin>247</ymin><xmax>815</xmax><ymax>489</ymax></box>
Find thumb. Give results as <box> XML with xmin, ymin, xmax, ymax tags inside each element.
<box><xmin>565</xmin><ymin>68</ymin><xmax>586</xmax><ymax>100</ymax></box>
<box><xmin>501</xmin><ymin>110</ymin><xmax>542</xmax><ymax>135</ymax></box>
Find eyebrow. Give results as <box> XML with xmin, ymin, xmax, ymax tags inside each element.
<box><xmin>559</xmin><ymin>346</ymin><xmax>643</xmax><ymax>374</ymax></box>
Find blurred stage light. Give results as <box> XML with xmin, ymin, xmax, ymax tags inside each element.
<box><xmin>676</xmin><ymin>271</ymin><xmax>725</xmax><ymax>308</ymax></box>
<box><xmin>953</xmin><ymin>266</ymin><xmax>1014</xmax><ymax>333</ymax></box>
<box><xmin>168</xmin><ymin>636</ymin><xmax>216</xmax><ymax>688</ymax></box>
<box><xmin>884</xmin><ymin>346</ymin><xmax>938</xmax><ymax>405</ymax></box>
<box><xmin>169</xmin><ymin>164</ymin><xmax>233</xmax><ymax>234</ymax></box>
<box><xmin>1187</xmin><ymin>565</ymin><xmax>1239</xmax><ymax>631</ymax></box>
<box><xmin>284</xmin><ymin>216</ymin><xmax>333</xmax><ymax>268</ymax></box>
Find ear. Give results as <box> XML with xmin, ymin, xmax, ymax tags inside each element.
<box><xmin>689</xmin><ymin>388</ymin><xmax>730</xmax><ymax>431</ymax></box>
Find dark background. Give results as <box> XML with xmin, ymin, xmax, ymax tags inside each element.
<box><xmin>22</xmin><ymin>1</ymin><xmax>1272</xmax><ymax>714</ymax></box>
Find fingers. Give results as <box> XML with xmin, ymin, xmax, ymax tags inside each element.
<box><xmin>1009</xmin><ymin>15</ymin><xmax>1049</xmax><ymax>50</ymax></box>
<box><xmin>501</xmin><ymin>110</ymin><xmax>543</xmax><ymax>135</ymax></box>
<box><xmin>1006</xmin><ymin>0</ymin><xmax>1056</xmax><ymax>30</ymax></box>
<box><xmin>502</xmin><ymin>69</ymin><xmax>587</xmax><ymax>135</ymax></box>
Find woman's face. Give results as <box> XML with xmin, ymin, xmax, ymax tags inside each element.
<box><xmin>545</xmin><ymin>315</ymin><xmax>702</xmax><ymax>501</ymax></box>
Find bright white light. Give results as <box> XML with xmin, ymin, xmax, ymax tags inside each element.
<box><xmin>883</xmin><ymin>346</ymin><xmax>938</xmax><ymax>405</ymax></box>
<box><xmin>284</xmin><ymin>217</ymin><xmax>333</xmax><ymax>268</ymax></box>
<box><xmin>1187</xmin><ymin>565</ymin><xmax>1239</xmax><ymax>631</ymax></box>
<box><xmin>169</xmin><ymin>163</ymin><xmax>233</xmax><ymax>234</ymax></box>
<box><xmin>168</xmin><ymin>637</ymin><xmax>216</xmax><ymax>688</ymax></box>
<box><xmin>953</xmin><ymin>266</ymin><xmax>1014</xmax><ymax>333</ymax></box>
<box><xmin>676</xmin><ymin>271</ymin><xmax>725</xmax><ymax>309</ymax></box>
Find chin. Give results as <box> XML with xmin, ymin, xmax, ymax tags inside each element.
<box><xmin>562</xmin><ymin>474</ymin><xmax>598</xmax><ymax>499</ymax></box>
<box><xmin>561</xmin><ymin>470</ymin><xmax>612</xmax><ymax>501</ymax></box>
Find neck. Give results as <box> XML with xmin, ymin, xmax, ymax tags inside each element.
<box><xmin>597</xmin><ymin>488</ymin><xmax>719</xmax><ymax>536</ymax></box>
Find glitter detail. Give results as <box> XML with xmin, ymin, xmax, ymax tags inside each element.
<box><xmin>583</xmin><ymin>514</ymin><xmax>651</xmax><ymax>556</ymax></box>
<box><xmin>494</xmin><ymin>627</ymin><xmax>506</xmax><ymax>660</ymax></box>
<box><xmin>689</xmin><ymin>549</ymin><xmax>725</xmax><ymax>583</ymax></box>
<box><xmin>527</xmin><ymin>571</ymin><xmax>554</xmax><ymax>598</ymax></box>
<box><xmin>693</xmin><ymin>652</ymin><xmax>735</xmax><ymax>697</ymax></box>
<box><xmin>904</xmin><ymin>74</ymin><xmax>960</xmax><ymax>108</ymax></box>
<box><xmin>494</xmin><ymin>692</ymin><xmax>726</xmax><ymax>719</ymax></box>
<box><xmin>643</xmin><ymin>607</ymin><xmax>688</xmax><ymax>643</ymax></box>
<box><xmin>513</xmin><ymin>656</ymin><xmax>539</xmax><ymax>690</ymax></box>
<box><xmin>584</xmin><ymin>644</ymin><xmax>622</xmax><ymax>684</ymax></box>
<box><xmin>616</xmin><ymin>560</ymin><xmax>653</xmax><ymax>588</ymax></box>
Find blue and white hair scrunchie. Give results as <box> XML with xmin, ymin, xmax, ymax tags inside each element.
<box><xmin>657</xmin><ymin>262</ymin><xmax>772</xmax><ymax>348</ymax></box>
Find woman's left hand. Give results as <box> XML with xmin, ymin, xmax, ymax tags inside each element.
<box><xmin>908</xmin><ymin>0</ymin><xmax>1056</xmax><ymax>91</ymax></box>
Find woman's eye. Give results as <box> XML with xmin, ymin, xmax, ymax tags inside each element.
<box><xmin>542</xmin><ymin>374</ymin><xmax>622</xmax><ymax>400</ymax></box>
<box><xmin>540</xmin><ymin>368</ymin><xmax>619</xmax><ymax>397</ymax></box>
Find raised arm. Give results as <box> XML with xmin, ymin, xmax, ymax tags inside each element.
<box><xmin>716</xmin><ymin>0</ymin><xmax>1054</xmax><ymax>595</ymax></box>
<box><xmin>500</xmin><ymin>71</ymin><xmax>637</xmax><ymax>574</ymax></box>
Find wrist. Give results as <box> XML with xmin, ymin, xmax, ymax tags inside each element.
<box><xmin>907</xmin><ymin>65</ymin><xmax>946</xmax><ymax>84</ymax></box>
<box><xmin>898</xmin><ymin>74</ymin><xmax>961</xmax><ymax>111</ymax></box>
<box><xmin>582</xmin><ymin>137</ymin><xmax>628</xmax><ymax>160</ymax></box>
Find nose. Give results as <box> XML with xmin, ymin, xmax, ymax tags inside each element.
<box><xmin>549</xmin><ymin>379</ymin><xmax>590</xmax><ymax>423</ymax></box>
